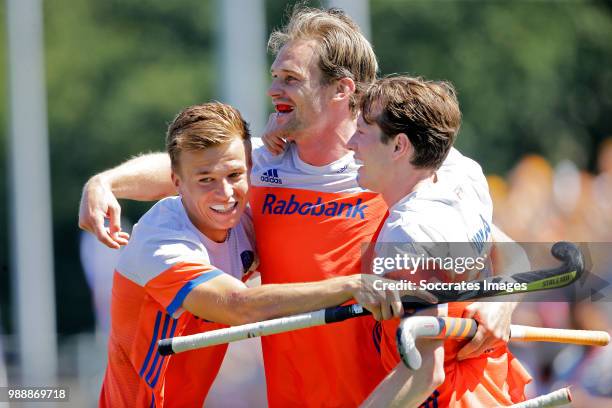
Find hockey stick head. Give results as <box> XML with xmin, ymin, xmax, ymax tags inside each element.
<box><xmin>396</xmin><ymin>316</ymin><xmax>447</xmax><ymax>370</ymax></box>
<box><xmin>551</xmin><ymin>241</ymin><xmax>584</xmax><ymax>279</ymax></box>
<box><xmin>518</xmin><ymin>241</ymin><xmax>586</xmax><ymax>294</ymax></box>
<box><xmin>396</xmin><ymin>319</ymin><xmax>421</xmax><ymax>370</ymax></box>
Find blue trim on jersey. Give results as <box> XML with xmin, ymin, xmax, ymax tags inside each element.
<box><xmin>150</xmin><ymin>318</ymin><xmax>178</xmax><ymax>388</ymax></box>
<box><xmin>372</xmin><ymin>321</ymin><xmax>382</xmax><ymax>354</ymax></box>
<box><xmin>139</xmin><ymin>311</ymin><xmax>162</xmax><ymax>377</ymax></box>
<box><xmin>419</xmin><ymin>389</ymin><xmax>440</xmax><ymax>408</ymax></box>
<box><xmin>145</xmin><ymin>314</ymin><xmax>170</xmax><ymax>384</ymax></box>
<box><xmin>166</xmin><ymin>269</ymin><xmax>224</xmax><ymax>316</ymax></box>
<box><xmin>150</xmin><ymin>394</ymin><xmax>155</xmax><ymax>408</ymax></box>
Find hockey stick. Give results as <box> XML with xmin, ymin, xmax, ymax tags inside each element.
<box><xmin>396</xmin><ymin>316</ymin><xmax>610</xmax><ymax>370</ymax></box>
<box><xmin>509</xmin><ymin>387</ymin><xmax>572</xmax><ymax>407</ymax></box>
<box><xmin>158</xmin><ymin>241</ymin><xmax>584</xmax><ymax>356</ymax></box>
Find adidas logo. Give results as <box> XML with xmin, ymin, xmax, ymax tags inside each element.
<box><xmin>260</xmin><ymin>168</ymin><xmax>283</xmax><ymax>184</ymax></box>
<box><xmin>336</xmin><ymin>163</ymin><xmax>349</xmax><ymax>174</ymax></box>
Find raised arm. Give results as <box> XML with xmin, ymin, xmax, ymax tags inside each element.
<box><xmin>78</xmin><ymin>152</ymin><xmax>175</xmax><ymax>248</ymax></box>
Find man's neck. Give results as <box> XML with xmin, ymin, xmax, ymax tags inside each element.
<box><xmin>294</xmin><ymin>117</ymin><xmax>355</xmax><ymax>166</ymax></box>
<box><xmin>381</xmin><ymin>167</ymin><xmax>436</xmax><ymax>208</ymax></box>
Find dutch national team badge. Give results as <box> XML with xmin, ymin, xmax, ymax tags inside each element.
<box><xmin>240</xmin><ymin>250</ymin><xmax>257</xmax><ymax>274</ymax></box>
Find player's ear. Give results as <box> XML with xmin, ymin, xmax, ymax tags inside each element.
<box><xmin>392</xmin><ymin>133</ymin><xmax>412</xmax><ymax>160</ymax></box>
<box><xmin>171</xmin><ymin>167</ymin><xmax>182</xmax><ymax>194</ymax></box>
<box><xmin>333</xmin><ymin>77</ymin><xmax>356</xmax><ymax>101</ymax></box>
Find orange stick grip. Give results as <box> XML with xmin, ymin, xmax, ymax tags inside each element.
<box><xmin>424</xmin><ymin>318</ymin><xmax>610</xmax><ymax>347</ymax></box>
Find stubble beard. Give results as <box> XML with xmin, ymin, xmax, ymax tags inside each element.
<box><xmin>280</xmin><ymin>112</ymin><xmax>306</xmax><ymax>142</ymax></box>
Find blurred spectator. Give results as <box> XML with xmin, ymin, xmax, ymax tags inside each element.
<box><xmin>490</xmin><ymin>138</ymin><xmax>612</xmax><ymax>406</ymax></box>
<box><xmin>79</xmin><ymin>219</ymin><xmax>132</xmax><ymax>336</ymax></box>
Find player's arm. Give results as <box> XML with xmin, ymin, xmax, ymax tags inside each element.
<box><xmin>490</xmin><ymin>224</ymin><xmax>530</xmax><ymax>277</ymax></box>
<box><xmin>361</xmin><ymin>306</ymin><xmax>446</xmax><ymax>408</ymax></box>
<box><xmin>361</xmin><ymin>341</ymin><xmax>445</xmax><ymax>408</ymax></box>
<box><xmin>78</xmin><ymin>152</ymin><xmax>174</xmax><ymax>248</ymax></box>
<box><xmin>183</xmin><ymin>273</ymin><xmax>436</xmax><ymax>326</ymax></box>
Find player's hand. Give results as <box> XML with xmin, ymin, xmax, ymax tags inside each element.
<box><xmin>78</xmin><ymin>175</ymin><xmax>129</xmax><ymax>249</ymax></box>
<box><xmin>456</xmin><ymin>301</ymin><xmax>517</xmax><ymax>360</ymax></box>
<box><xmin>354</xmin><ymin>275</ymin><xmax>437</xmax><ymax>321</ymax></box>
<box><xmin>262</xmin><ymin>113</ymin><xmax>288</xmax><ymax>155</ymax></box>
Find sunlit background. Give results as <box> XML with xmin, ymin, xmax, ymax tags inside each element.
<box><xmin>1</xmin><ymin>0</ymin><xmax>611</xmax><ymax>406</ymax></box>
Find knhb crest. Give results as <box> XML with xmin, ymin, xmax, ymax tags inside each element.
<box><xmin>240</xmin><ymin>250</ymin><xmax>256</xmax><ymax>273</ymax></box>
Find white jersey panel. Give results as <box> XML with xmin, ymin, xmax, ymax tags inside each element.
<box><xmin>116</xmin><ymin>196</ymin><xmax>256</xmax><ymax>286</ymax></box>
<box><xmin>251</xmin><ymin>140</ymin><xmax>365</xmax><ymax>193</ymax></box>
<box><xmin>376</xmin><ymin>149</ymin><xmax>493</xmax><ymax>271</ymax></box>
<box><xmin>251</xmin><ymin>142</ymin><xmax>483</xmax><ymax>198</ymax></box>
<box><xmin>438</xmin><ymin>147</ymin><xmax>493</xmax><ymax>221</ymax></box>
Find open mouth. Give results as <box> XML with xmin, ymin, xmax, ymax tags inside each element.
<box><xmin>210</xmin><ymin>202</ymin><xmax>238</xmax><ymax>214</ymax></box>
<box><xmin>275</xmin><ymin>104</ymin><xmax>294</xmax><ymax>114</ymax></box>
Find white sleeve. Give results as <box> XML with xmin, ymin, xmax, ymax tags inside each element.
<box><xmin>117</xmin><ymin>223</ymin><xmax>212</xmax><ymax>286</ymax></box>
<box><xmin>439</xmin><ymin>148</ymin><xmax>492</xmax><ymax>220</ymax></box>
<box><xmin>251</xmin><ymin>137</ymin><xmax>264</xmax><ymax>149</ymax></box>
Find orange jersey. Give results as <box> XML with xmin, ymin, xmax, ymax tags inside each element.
<box><xmin>250</xmin><ymin>142</ymin><xmax>389</xmax><ymax>407</ymax></box>
<box><xmin>101</xmin><ymin>197</ymin><xmax>256</xmax><ymax>407</ymax></box>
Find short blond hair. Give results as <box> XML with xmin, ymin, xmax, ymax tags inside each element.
<box><xmin>268</xmin><ymin>6</ymin><xmax>378</xmax><ymax>114</ymax></box>
<box><xmin>166</xmin><ymin>102</ymin><xmax>250</xmax><ymax>171</ymax></box>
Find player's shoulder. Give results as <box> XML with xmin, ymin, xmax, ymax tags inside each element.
<box><xmin>375</xmin><ymin>210</ymin><xmax>447</xmax><ymax>265</ymax></box>
<box><xmin>441</xmin><ymin>148</ymin><xmax>489</xmax><ymax>190</ymax></box>
<box><xmin>117</xmin><ymin>197</ymin><xmax>210</xmax><ymax>285</ymax></box>
<box><xmin>382</xmin><ymin>190</ymin><xmax>463</xmax><ymax>244</ymax></box>
<box><xmin>441</xmin><ymin>148</ymin><xmax>483</xmax><ymax>174</ymax></box>
<box><xmin>382</xmin><ymin>207</ymin><xmax>445</xmax><ymax>243</ymax></box>
<box><xmin>130</xmin><ymin>196</ymin><xmax>202</xmax><ymax>245</ymax></box>
<box><xmin>440</xmin><ymin>148</ymin><xmax>491</xmax><ymax>211</ymax></box>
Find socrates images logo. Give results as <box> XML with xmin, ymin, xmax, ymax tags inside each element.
<box><xmin>261</xmin><ymin>168</ymin><xmax>283</xmax><ymax>184</ymax></box>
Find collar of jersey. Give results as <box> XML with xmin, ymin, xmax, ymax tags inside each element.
<box><xmin>289</xmin><ymin>142</ymin><xmax>357</xmax><ymax>175</ymax></box>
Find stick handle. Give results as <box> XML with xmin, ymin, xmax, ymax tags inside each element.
<box><xmin>509</xmin><ymin>387</ymin><xmax>572</xmax><ymax>407</ymax></box>
<box><xmin>399</xmin><ymin>317</ymin><xmax>610</xmax><ymax>370</ymax></box>
<box><xmin>415</xmin><ymin>318</ymin><xmax>610</xmax><ymax>346</ymax></box>
<box><xmin>417</xmin><ymin>318</ymin><xmax>610</xmax><ymax>346</ymax></box>
<box><xmin>510</xmin><ymin>325</ymin><xmax>610</xmax><ymax>346</ymax></box>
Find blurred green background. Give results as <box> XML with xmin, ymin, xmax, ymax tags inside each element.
<box><xmin>0</xmin><ymin>0</ymin><xmax>611</xmax><ymax>336</ymax></box>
